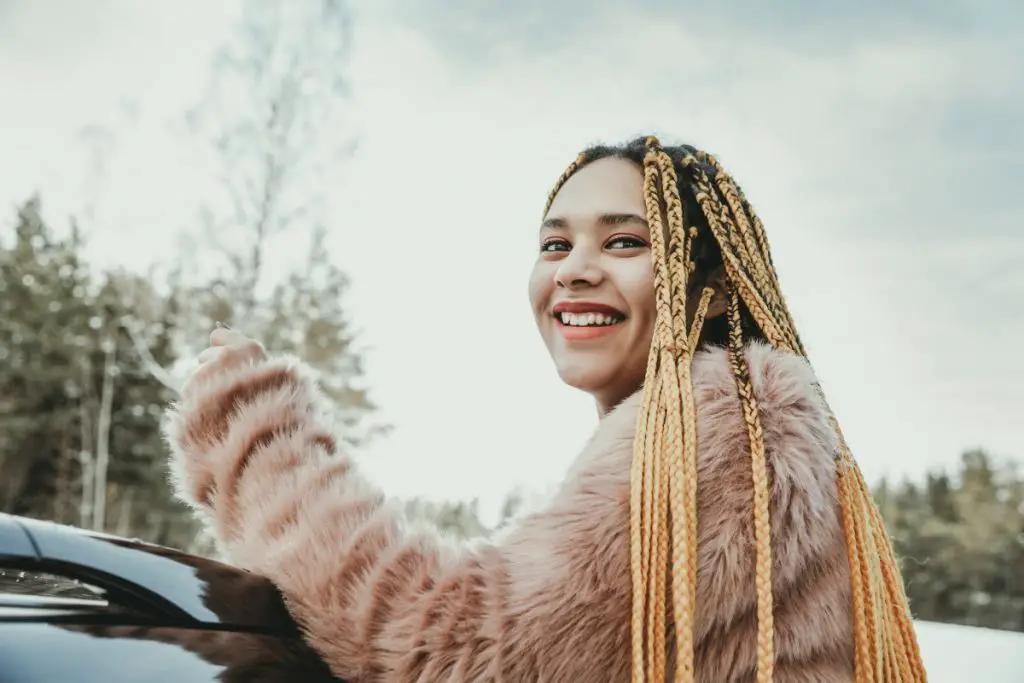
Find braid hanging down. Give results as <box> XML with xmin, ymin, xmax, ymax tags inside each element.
<box><xmin>542</xmin><ymin>136</ymin><xmax>926</xmax><ymax>683</ymax></box>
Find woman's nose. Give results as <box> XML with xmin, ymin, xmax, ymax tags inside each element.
<box><xmin>555</xmin><ymin>246</ymin><xmax>603</xmax><ymax>289</ymax></box>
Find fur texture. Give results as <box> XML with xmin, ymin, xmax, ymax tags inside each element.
<box><xmin>164</xmin><ymin>342</ymin><xmax>853</xmax><ymax>682</ymax></box>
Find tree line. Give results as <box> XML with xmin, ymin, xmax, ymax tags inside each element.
<box><xmin>2</xmin><ymin>204</ymin><xmax>1021</xmax><ymax>631</ymax></box>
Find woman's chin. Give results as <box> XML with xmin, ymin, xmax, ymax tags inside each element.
<box><xmin>555</xmin><ymin>364</ymin><xmax>620</xmax><ymax>400</ymax></box>
<box><xmin>554</xmin><ymin>355</ymin><xmax>645</xmax><ymax>412</ymax></box>
<box><xmin>554</xmin><ymin>361</ymin><xmax>598</xmax><ymax>387</ymax></box>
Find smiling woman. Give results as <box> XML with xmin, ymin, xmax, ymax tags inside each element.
<box><xmin>530</xmin><ymin>137</ymin><xmax>927</xmax><ymax>682</ymax></box>
<box><xmin>162</xmin><ymin>135</ymin><xmax>926</xmax><ymax>683</ymax></box>
<box><xmin>529</xmin><ymin>156</ymin><xmax>731</xmax><ymax>416</ymax></box>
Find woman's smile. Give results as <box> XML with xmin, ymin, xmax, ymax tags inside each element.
<box><xmin>553</xmin><ymin>301</ymin><xmax>627</xmax><ymax>341</ymax></box>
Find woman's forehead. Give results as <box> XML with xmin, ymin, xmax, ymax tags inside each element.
<box><xmin>547</xmin><ymin>157</ymin><xmax>645</xmax><ymax>221</ymax></box>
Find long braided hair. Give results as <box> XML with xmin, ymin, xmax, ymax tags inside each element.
<box><xmin>543</xmin><ymin>136</ymin><xmax>926</xmax><ymax>683</ymax></box>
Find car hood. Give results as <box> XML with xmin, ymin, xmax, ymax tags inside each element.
<box><xmin>0</xmin><ymin>513</ymin><xmax>300</xmax><ymax>634</ymax></box>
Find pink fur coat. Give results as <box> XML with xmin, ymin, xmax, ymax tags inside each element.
<box><xmin>164</xmin><ymin>342</ymin><xmax>854</xmax><ymax>682</ymax></box>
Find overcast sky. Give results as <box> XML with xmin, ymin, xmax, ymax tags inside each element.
<box><xmin>1</xmin><ymin>0</ymin><xmax>1021</xmax><ymax>523</ymax></box>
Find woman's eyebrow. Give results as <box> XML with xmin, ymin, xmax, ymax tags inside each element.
<box><xmin>540</xmin><ymin>213</ymin><xmax>648</xmax><ymax>233</ymax></box>
<box><xmin>597</xmin><ymin>213</ymin><xmax>648</xmax><ymax>228</ymax></box>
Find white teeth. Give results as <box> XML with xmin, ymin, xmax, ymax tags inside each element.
<box><xmin>559</xmin><ymin>312</ymin><xmax>623</xmax><ymax>326</ymax></box>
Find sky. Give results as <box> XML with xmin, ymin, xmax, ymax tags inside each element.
<box><xmin>1</xmin><ymin>0</ymin><xmax>1022</xmax><ymax>525</ymax></box>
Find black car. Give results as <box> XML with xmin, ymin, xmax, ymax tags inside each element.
<box><xmin>0</xmin><ymin>512</ymin><xmax>343</xmax><ymax>682</ymax></box>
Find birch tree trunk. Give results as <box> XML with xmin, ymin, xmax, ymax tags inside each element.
<box><xmin>78</xmin><ymin>360</ymin><xmax>95</xmax><ymax>530</ymax></box>
<box><xmin>91</xmin><ymin>338</ymin><xmax>117</xmax><ymax>532</ymax></box>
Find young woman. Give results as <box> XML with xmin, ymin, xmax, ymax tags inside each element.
<box><xmin>164</xmin><ymin>136</ymin><xmax>925</xmax><ymax>682</ymax></box>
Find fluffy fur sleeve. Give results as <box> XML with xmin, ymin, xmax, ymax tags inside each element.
<box><xmin>163</xmin><ymin>342</ymin><xmax>853</xmax><ymax>683</ymax></box>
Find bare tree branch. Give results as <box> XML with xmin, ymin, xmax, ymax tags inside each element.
<box><xmin>181</xmin><ymin>0</ymin><xmax>357</xmax><ymax>314</ymax></box>
<box><xmin>122</xmin><ymin>322</ymin><xmax>181</xmax><ymax>396</ymax></box>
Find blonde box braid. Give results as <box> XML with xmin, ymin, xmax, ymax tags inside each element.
<box><xmin>542</xmin><ymin>136</ymin><xmax>926</xmax><ymax>683</ymax></box>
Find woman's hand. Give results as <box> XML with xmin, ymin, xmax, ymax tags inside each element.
<box><xmin>181</xmin><ymin>325</ymin><xmax>268</xmax><ymax>400</ymax></box>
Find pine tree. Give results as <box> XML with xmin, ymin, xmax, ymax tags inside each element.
<box><xmin>0</xmin><ymin>197</ymin><xmax>96</xmax><ymax>522</ymax></box>
<box><xmin>0</xmin><ymin>197</ymin><xmax>201</xmax><ymax>546</ymax></box>
<box><xmin>260</xmin><ymin>226</ymin><xmax>386</xmax><ymax>447</ymax></box>
<box><xmin>91</xmin><ymin>269</ymin><xmax>198</xmax><ymax>545</ymax></box>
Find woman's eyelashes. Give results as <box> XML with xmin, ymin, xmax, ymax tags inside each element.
<box><xmin>605</xmin><ymin>235</ymin><xmax>648</xmax><ymax>250</ymax></box>
<box><xmin>539</xmin><ymin>235</ymin><xmax>649</xmax><ymax>254</ymax></box>
<box><xmin>540</xmin><ymin>238</ymin><xmax>570</xmax><ymax>253</ymax></box>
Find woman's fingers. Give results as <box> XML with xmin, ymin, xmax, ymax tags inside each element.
<box><xmin>210</xmin><ymin>327</ymin><xmax>250</xmax><ymax>348</ymax></box>
<box><xmin>208</xmin><ymin>328</ymin><xmax>266</xmax><ymax>362</ymax></box>
<box><xmin>202</xmin><ymin>341</ymin><xmax>265</xmax><ymax>370</ymax></box>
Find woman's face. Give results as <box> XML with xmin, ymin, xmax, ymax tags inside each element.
<box><xmin>528</xmin><ymin>157</ymin><xmax>656</xmax><ymax>413</ymax></box>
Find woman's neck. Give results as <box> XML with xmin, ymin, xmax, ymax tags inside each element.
<box><xmin>594</xmin><ymin>385</ymin><xmax>640</xmax><ymax>419</ymax></box>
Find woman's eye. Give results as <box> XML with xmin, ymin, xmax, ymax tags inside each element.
<box><xmin>541</xmin><ymin>240</ymin><xmax>570</xmax><ymax>253</ymax></box>
<box><xmin>607</xmin><ymin>236</ymin><xmax>647</xmax><ymax>250</ymax></box>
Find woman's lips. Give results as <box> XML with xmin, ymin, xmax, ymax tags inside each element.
<box><xmin>557</xmin><ymin>321</ymin><xmax>623</xmax><ymax>341</ymax></box>
<box><xmin>552</xmin><ymin>301</ymin><xmax>626</xmax><ymax>317</ymax></box>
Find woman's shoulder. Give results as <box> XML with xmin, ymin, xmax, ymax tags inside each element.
<box><xmin>512</xmin><ymin>342</ymin><xmax>851</xmax><ymax>681</ymax></box>
<box><xmin>583</xmin><ymin>341</ymin><xmax>840</xmax><ymax>488</ymax></box>
<box><xmin>609</xmin><ymin>339</ymin><xmax>830</xmax><ymax>415</ymax></box>
<box><xmin>691</xmin><ymin>341</ymin><xmax>840</xmax><ymax>462</ymax></box>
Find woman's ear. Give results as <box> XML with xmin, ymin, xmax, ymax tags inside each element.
<box><xmin>705</xmin><ymin>265</ymin><xmax>729</xmax><ymax>319</ymax></box>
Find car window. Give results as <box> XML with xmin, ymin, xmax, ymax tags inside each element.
<box><xmin>0</xmin><ymin>568</ymin><xmax>106</xmax><ymax>602</ymax></box>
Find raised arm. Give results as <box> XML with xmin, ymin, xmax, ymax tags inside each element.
<box><xmin>164</xmin><ymin>334</ymin><xmax>852</xmax><ymax>682</ymax></box>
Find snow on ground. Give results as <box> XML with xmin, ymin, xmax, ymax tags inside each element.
<box><xmin>916</xmin><ymin>621</ymin><xmax>1024</xmax><ymax>683</ymax></box>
